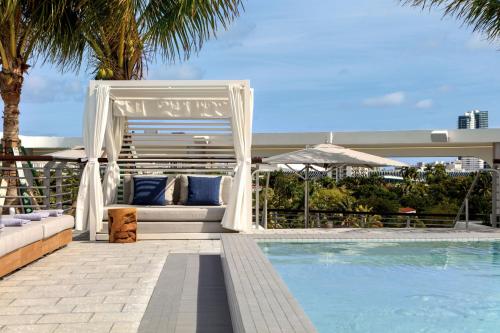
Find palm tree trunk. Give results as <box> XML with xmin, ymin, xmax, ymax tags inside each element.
<box><xmin>0</xmin><ymin>67</ymin><xmax>23</xmax><ymax>211</ymax></box>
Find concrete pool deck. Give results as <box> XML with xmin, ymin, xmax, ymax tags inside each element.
<box><xmin>0</xmin><ymin>240</ymin><xmax>220</xmax><ymax>333</ymax></box>
<box><xmin>249</xmin><ymin>227</ymin><xmax>500</xmax><ymax>241</ymax></box>
<box><xmin>1</xmin><ymin>228</ymin><xmax>500</xmax><ymax>333</ymax></box>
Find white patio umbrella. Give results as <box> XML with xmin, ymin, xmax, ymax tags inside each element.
<box><xmin>261</xmin><ymin>144</ymin><xmax>407</xmax><ymax>227</ymax></box>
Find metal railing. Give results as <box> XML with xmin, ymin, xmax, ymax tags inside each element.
<box><xmin>0</xmin><ymin>155</ymin><xmax>83</xmax><ymax>214</ymax></box>
<box><xmin>260</xmin><ymin>208</ymin><xmax>488</xmax><ymax>229</ymax></box>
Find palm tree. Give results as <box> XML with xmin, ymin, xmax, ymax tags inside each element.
<box><xmin>1</xmin><ymin>0</ymin><xmax>242</xmax><ymax>202</ymax></box>
<box><xmin>57</xmin><ymin>0</ymin><xmax>243</xmax><ymax>80</ymax></box>
<box><xmin>0</xmin><ymin>1</ymin><xmax>83</xmax><ymax>207</ymax></box>
<box><xmin>401</xmin><ymin>1</ymin><xmax>500</xmax><ymax>41</ymax></box>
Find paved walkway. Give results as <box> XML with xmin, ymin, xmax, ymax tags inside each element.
<box><xmin>139</xmin><ymin>254</ymin><xmax>232</xmax><ymax>333</ymax></box>
<box><xmin>0</xmin><ymin>240</ymin><xmax>220</xmax><ymax>333</ymax></box>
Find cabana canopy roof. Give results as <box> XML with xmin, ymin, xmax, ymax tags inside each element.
<box><xmin>263</xmin><ymin>143</ymin><xmax>407</xmax><ymax>167</ymax></box>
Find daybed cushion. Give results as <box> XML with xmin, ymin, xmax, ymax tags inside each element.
<box><xmin>132</xmin><ymin>177</ymin><xmax>167</xmax><ymax>206</ymax></box>
<box><xmin>123</xmin><ymin>175</ymin><xmax>176</xmax><ymax>205</ymax></box>
<box><xmin>178</xmin><ymin>175</ymin><xmax>232</xmax><ymax>205</ymax></box>
<box><xmin>41</xmin><ymin>215</ymin><xmax>74</xmax><ymax>239</ymax></box>
<box><xmin>103</xmin><ymin>204</ymin><xmax>226</xmax><ymax>222</ymax></box>
<box><xmin>0</xmin><ymin>222</ymin><xmax>44</xmax><ymax>257</ymax></box>
<box><xmin>123</xmin><ymin>174</ymin><xmax>232</xmax><ymax>205</ymax></box>
<box><xmin>187</xmin><ymin>176</ymin><xmax>222</xmax><ymax>206</ymax></box>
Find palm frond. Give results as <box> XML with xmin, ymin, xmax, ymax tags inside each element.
<box><xmin>141</xmin><ymin>0</ymin><xmax>243</xmax><ymax>62</ymax></box>
<box><xmin>402</xmin><ymin>0</ymin><xmax>500</xmax><ymax>40</ymax></box>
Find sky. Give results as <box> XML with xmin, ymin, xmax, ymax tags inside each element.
<box><xmin>15</xmin><ymin>0</ymin><xmax>500</xmax><ymax>138</ymax></box>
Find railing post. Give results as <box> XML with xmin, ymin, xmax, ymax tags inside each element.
<box><xmin>304</xmin><ymin>165</ymin><xmax>309</xmax><ymax>228</ymax></box>
<box><xmin>492</xmin><ymin>170</ymin><xmax>500</xmax><ymax>228</ymax></box>
<box><xmin>465</xmin><ymin>198</ymin><xmax>469</xmax><ymax>231</ymax></box>
<box><xmin>55</xmin><ymin>163</ymin><xmax>64</xmax><ymax>210</ymax></box>
<box><xmin>43</xmin><ymin>162</ymin><xmax>54</xmax><ymax>209</ymax></box>
<box><xmin>316</xmin><ymin>212</ymin><xmax>320</xmax><ymax>228</ymax></box>
<box><xmin>406</xmin><ymin>216</ymin><xmax>411</xmax><ymax>228</ymax></box>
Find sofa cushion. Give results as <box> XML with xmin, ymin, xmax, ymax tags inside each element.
<box><xmin>0</xmin><ymin>222</ymin><xmax>44</xmax><ymax>257</ymax></box>
<box><xmin>221</xmin><ymin>176</ymin><xmax>232</xmax><ymax>204</ymax></box>
<box><xmin>187</xmin><ymin>176</ymin><xmax>222</xmax><ymax>206</ymax></box>
<box><xmin>41</xmin><ymin>215</ymin><xmax>74</xmax><ymax>239</ymax></box>
<box><xmin>103</xmin><ymin>204</ymin><xmax>226</xmax><ymax>222</ymax></box>
<box><xmin>178</xmin><ymin>175</ymin><xmax>232</xmax><ymax>205</ymax></box>
<box><xmin>124</xmin><ymin>175</ymin><xmax>176</xmax><ymax>205</ymax></box>
<box><xmin>132</xmin><ymin>177</ymin><xmax>167</xmax><ymax>205</ymax></box>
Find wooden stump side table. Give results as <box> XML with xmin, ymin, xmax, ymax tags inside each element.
<box><xmin>108</xmin><ymin>208</ymin><xmax>137</xmax><ymax>243</ymax></box>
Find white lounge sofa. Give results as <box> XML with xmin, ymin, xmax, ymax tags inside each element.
<box><xmin>101</xmin><ymin>175</ymin><xmax>233</xmax><ymax>234</ymax></box>
<box><xmin>0</xmin><ymin>215</ymin><xmax>74</xmax><ymax>277</ymax></box>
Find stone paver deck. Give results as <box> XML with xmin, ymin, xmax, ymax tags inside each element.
<box><xmin>2</xmin><ymin>228</ymin><xmax>500</xmax><ymax>333</ymax></box>
<box><xmin>0</xmin><ymin>240</ymin><xmax>220</xmax><ymax>333</ymax></box>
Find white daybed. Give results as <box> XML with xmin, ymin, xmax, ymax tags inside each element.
<box><xmin>75</xmin><ymin>80</ymin><xmax>253</xmax><ymax>241</ymax></box>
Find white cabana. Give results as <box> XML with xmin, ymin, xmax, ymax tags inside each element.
<box><xmin>261</xmin><ymin>143</ymin><xmax>407</xmax><ymax>227</ymax></box>
<box><xmin>75</xmin><ymin>80</ymin><xmax>253</xmax><ymax>240</ymax></box>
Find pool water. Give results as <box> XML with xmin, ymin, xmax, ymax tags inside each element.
<box><xmin>258</xmin><ymin>241</ymin><xmax>500</xmax><ymax>333</ymax></box>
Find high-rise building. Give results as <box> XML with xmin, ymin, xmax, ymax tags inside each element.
<box><xmin>458</xmin><ymin>115</ymin><xmax>472</xmax><ymax>129</ymax></box>
<box><xmin>474</xmin><ymin>110</ymin><xmax>488</xmax><ymax>128</ymax></box>
<box><xmin>457</xmin><ymin>110</ymin><xmax>488</xmax><ymax>171</ymax></box>
<box><xmin>458</xmin><ymin>110</ymin><xmax>488</xmax><ymax>129</ymax></box>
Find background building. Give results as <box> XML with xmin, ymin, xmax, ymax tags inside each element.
<box><xmin>458</xmin><ymin>110</ymin><xmax>488</xmax><ymax>171</ymax></box>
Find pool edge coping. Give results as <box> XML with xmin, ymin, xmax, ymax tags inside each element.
<box><xmin>221</xmin><ymin>234</ymin><xmax>318</xmax><ymax>333</ymax></box>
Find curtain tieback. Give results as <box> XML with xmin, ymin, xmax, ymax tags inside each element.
<box><xmin>87</xmin><ymin>158</ymin><xmax>98</xmax><ymax>163</ymax></box>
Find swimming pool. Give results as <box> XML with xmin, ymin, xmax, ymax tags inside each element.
<box><xmin>258</xmin><ymin>241</ymin><xmax>500</xmax><ymax>333</ymax></box>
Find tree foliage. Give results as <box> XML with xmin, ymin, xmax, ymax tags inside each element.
<box><xmin>401</xmin><ymin>0</ymin><xmax>500</xmax><ymax>41</ymax></box>
<box><xmin>51</xmin><ymin>0</ymin><xmax>243</xmax><ymax>80</ymax></box>
<box><xmin>265</xmin><ymin>170</ymin><xmax>492</xmax><ymax>218</ymax></box>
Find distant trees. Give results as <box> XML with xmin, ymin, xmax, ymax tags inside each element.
<box><xmin>310</xmin><ymin>187</ymin><xmax>353</xmax><ymax>211</ymax></box>
<box><xmin>264</xmin><ymin>170</ymin><xmax>491</xmax><ymax>218</ymax></box>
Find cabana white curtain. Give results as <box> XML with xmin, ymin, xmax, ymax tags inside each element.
<box><xmin>75</xmin><ymin>85</ymin><xmax>110</xmax><ymax>230</ymax></box>
<box><xmin>221</xmin><ymin>85</ymin><xmax>253</xmax><ymax>231</ymax></box>
<box><xmin>102</xmin><ymin>111</ymin><xmax>125</xmax><ymax>205</ymax></box>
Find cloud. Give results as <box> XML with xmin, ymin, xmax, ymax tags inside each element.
<box><xmin>22</xmin><ymin>75</ymin><xmax>85</xmax><ymax>103</ymax></box>
<box><xmin>362</xmin><ymin>92</ymin><xmax>405</xmax><ymax>107</ymax></box>
<box><xmin>147</xmin><ymin>64</ymin><xmax>205</xmax><ymax>80</ymax></box>
<box><xmin>437</xmin><ymin>84</ymin><xmax>452</xmax><ymax>93</ymax></box>
<box><xmin>415</xmin><ymin>99</ymin><xmax>433</xmax><ymax>109</ymax></box>
<box><xmin>216</xmin><ymin>22</ymin><xmax>257</xmax><ymax>48</ymax></box>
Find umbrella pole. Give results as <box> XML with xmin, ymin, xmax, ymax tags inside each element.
<box><xmin>263</xmin><ymin>172</ymin><xmax>270</xmax><ymax>229</ymax></box>
<box><xmin>255</xmin><ymin>170</ymin><xmax>260</xmax><ymax>228</ymax></box>
<box><xmin>304</xmin><ymin>165</ymin><xmax>309</xmax><ymax>228</ymax></box>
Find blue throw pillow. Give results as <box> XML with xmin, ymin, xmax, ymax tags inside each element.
<box><xmin>186</xmin><ymin>176</ymin><xmax>221</xmax><ymax>206</ymax></box>
<box><xmin>132</xmin><ymin>177</ymin><xmax>167</xmax><ymax>206</ymax></box>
